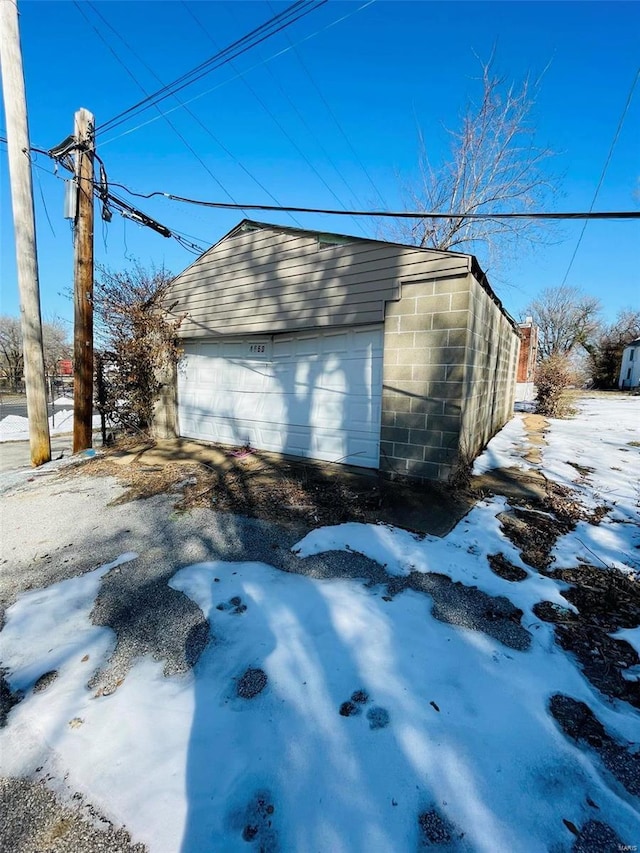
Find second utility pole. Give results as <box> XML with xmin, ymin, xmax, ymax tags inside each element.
<box><xmin>73</xmin><ymin>107</ymin><xmax>95</xmax><ymax>453</ymax></box>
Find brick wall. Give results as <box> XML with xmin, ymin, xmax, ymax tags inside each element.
<box><xmin>517</xmin><ymin>326</ymin><xmax>532</xmax><ymax>382</ymax></box>
<box><xmin>516</xmin><ymin>322</ymin><xmax>538</xmax><ymax>383</ymax></box>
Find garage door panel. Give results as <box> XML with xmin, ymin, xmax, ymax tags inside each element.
<box><xmin>315</xmin><ymin>373</ymin><xmax>347</xmax><ymax>394</ymax></box>
<box><xmin>177</xmin><ymin>325</ymin><xmax>382</xmax><ymax>468</ymax></box>
<box><xmin>282</xmin><ymin>426</ymin><xmax>311</xmax><ymax>454</ymax></box>
<box><xmin>311</xmin><ymin>399</ymin><xmax>344</xmax><ymax>426</ymax></box>
<box><xmin>346</xmin><ymin>405</ymin><xmax>376</xmax><ymax>432</ymax></box>
<box><xmin>273</xmin><ymin>363</ymin><xmax>299</xmax><ymax>389</ymax></box>
<box><xmin>321</xmin><ymin>332</ymin><xmax>349</xmax><ymax>353</ymax></box>
<box><xmin>272</xmin><ymin>340</ymin><xmax>295</xmax><ymax>360</ymax></box>
<box><xmin>312</xmin><ymin>431</ymin><xmax>345</xmax><ymax>457</ymax></box>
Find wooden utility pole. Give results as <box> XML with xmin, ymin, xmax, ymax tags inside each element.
<box><xmin>0</xmin><ymin>0</ymin><xmax>51</xmax><ymax>466</ymax></box>
<box><xmin>72</xmin><ymin>107</ymin><xmax>95</xmax><ymax>453</ymax></box>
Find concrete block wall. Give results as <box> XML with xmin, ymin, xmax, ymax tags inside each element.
<box><xmin>380</xmin><ymin>276</ymin><xmax>471</xmax><ymax>481</ymax></box>
<box><xmin>380</xmin><ymin>273</ymin><xmax>519</xmax><ymax>482</ymax></box>
<box><xmin>459</xmin><ymin>275</ymin><xmax>519</xmax><ymax>459</ymax></box>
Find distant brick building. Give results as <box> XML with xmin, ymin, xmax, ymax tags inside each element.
<box><xmin>515</xmin><ymin>319</ymin><xmax>538</xmax><ymax>402</ymax></box>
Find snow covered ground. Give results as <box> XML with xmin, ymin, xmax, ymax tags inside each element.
<box><xmin>473</xmin><ymin>395</ymin><xmax>640</xmax><ymax>577</ymax></box>
<box><xmin>1</xmin><ymin>395</ymin><xmax>639</xmax><ymax>852</ymax></box>
<box><xmin>0</xmin><ymin>398</ymin><xmax>101</xmax><ymax>442</ymax></box>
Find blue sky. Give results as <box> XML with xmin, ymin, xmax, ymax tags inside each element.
<box><xmin>1</xmin><ymin>0</ymin><xmax>639</xmax><ymax>334</ymax></box>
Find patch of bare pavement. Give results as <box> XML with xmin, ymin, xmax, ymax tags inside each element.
<box><xmin>0</xmin><ymin>435</ymin><xmax>74</xmax><ymax>474</ymax></box>
<box><xmin>470</xmin><ymin>412</ymin><xmax>549</xmax><ymax>502</ymax></box>
<box><xmin>74</xmin><ymin>437</ymin><xmax>475</xmax><ymax>536</ymax></box>
<box><xmin>0</xmin><ymin>778</ymin><xmax>145</xmax><ymax>853</ymax></box>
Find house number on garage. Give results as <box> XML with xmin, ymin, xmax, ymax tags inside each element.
<box><xmin>246</xmin><ymin>340</ymin><xmax>272</xmax><ymax>360</ymax></box>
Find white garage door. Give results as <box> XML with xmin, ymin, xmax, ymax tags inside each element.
<box><xmin>177</xmin><ymin>325</ymin><xmax>383</xmax><ymax>469</ymax></box>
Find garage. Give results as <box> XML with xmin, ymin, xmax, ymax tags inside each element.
<box><xmin>161</xmin><ymin>220</ymin><xmax>519</xmax><ymax>482</ymax></box>
<box><xmin>177</xmin><ymin>325</ymin><xmax>383</xmax><ymax>469</ymax></box>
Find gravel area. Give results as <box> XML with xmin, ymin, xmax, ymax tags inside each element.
<box><xmin>0</xmin><ymin>778</ymin><xmax>145</xmax><ymax>853</ymax></box>
<box><xmin>0</xmin><ymin>455</ymin><xmax>534</xmax><ymax>851</ymax></box>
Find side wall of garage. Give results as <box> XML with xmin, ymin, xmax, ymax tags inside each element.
<box><xmin>458</xmin><ymin>274</ymin><xmax>520</xmax><ymax>463</ymax></box>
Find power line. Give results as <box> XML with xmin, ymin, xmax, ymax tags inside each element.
<box><xmin>560</xmin><ymin>65</ymin><xmax>640</xmax><ymax>287</ymax></box>
<box><xmin>76</xmin><ymin>1</ymin><xmax>242</xmax><ymax>209</ymax></box>
<box><xmin>262</xmin><ymin>0</ymin><xmax>371</xmax><ymax>211</ymax></box>
<box><xmin>97</xmin><ymin>0</ymin><xmax>310</xmax><ymax>132</ymax></box>
<box><xmin>97</xmin><ymin>0</ymin><xmax>376</xmax><ymax>149</ymax></box>
<box><xmin>0</xmin><ymin>135</ymin><xmax>209</xmax><ymax>253</ymax></box>
<box><xmin>266</xmin><ymin>0</ymin><xmax>387</xmax><ymax>210</ymax></box>
<box><xmin>73</xmin><ymin>1</ymin><xmax>150</xmax><ymax>106</ymax></box>
<box><xmin>105</xmin><ymin>180</ymin><xmax>640</xmax><ymax>220</ymax></box>
<box><xmin>97</xmin><ymin>1</ymin><xmax>327</xmax><ymax>135</ymax></box>
<box><xmin>3</xmin><ymin>136</ymin><xmax>637</xmax><ymax>245</ymax></box>
<box><xmin>224</xmin><ymin>1</ymin><xmax>370</xmax><ymax>236</ymax></box>
<box><xmin>98</xmin><ymin>189</ymin><xmax>208</xmax><ymax>253</ymax></box>
<box><xmin>252</xmin><ymin>7</ymin><xmax>369</xmax><ymax>210</ymax></box>
<box><xmin>99</xmin><ymin>189</ymin><xmax>208</xmax><ymax>253</ymax></box>
<box><xmin>181</xmin><ymin>1</ymin><xmax>363</xmax><ymax>233</ymax></box>
<box><xmin>31</xmin><ymin>153</ymin><xmax>56</xmax><ymax>237</ymax></box>
<box><xmin>81</xmin><ymin>0</ymin><xmax>303</xmax><ymax>227</ymax></box>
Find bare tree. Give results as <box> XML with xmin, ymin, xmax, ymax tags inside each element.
<box><xmin>390</xmin><ymin>55</ymin><xmax>558</xmax><ymax>265</ymax></box>
<box><xmin>93</xmin><ymin>262</ymin><xmax>183</xmax><ymax>435</ymax></box>
<box><xmin>42</xmin><ymin>318</ymin><xmax>71</xmax><ymax>377</ymax></box>
<box><xmin>0</xmin><ymin>315</ymin><xmax>71</xmax><ymax>391</ymax></box>
<box><xmin>0</xmin><ymin>314</ymin><xmax>71</xmax><ymax>391</ymax></box>
<box><xmin>524</xmin><ymin>286</ymin><xmax>601</xmax><ymax>360</ymax></box>
<box><xmin>0</xmin><ymin>315</ymin><xmax>23</xmax><ymax>391</ymax></box>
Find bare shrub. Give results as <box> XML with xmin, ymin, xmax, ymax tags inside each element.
<box><xmin>448</xmin><ymin>434</ymin><xmax>475</xmax><ymax>490</ymax></box>
<box><xmin>535</xmin><ymin>354</ymin><xmax>573</xmax><ymax>417</ymax></box>
<box><xmin>94</xmin><ymin>262</ymin><xmax>183</xmax><ymax>436</ymax></box>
